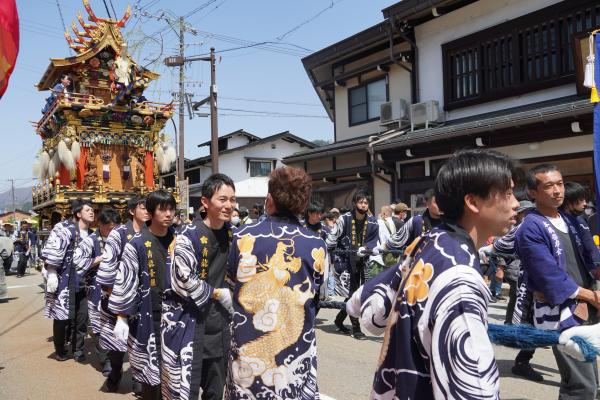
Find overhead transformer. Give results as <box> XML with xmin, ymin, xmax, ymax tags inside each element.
<box><xmin>31</xmin><ymin>0</ymin><xmax>178</xmax><ymax>226</ymax></box>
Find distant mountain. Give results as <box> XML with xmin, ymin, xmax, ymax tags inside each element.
<box><xmin>0</xmin><ymin>187</ymin><xmax>33</xmax><ymax>211</ymax></box>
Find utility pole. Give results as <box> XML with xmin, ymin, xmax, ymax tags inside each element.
<box><xmin>177</xmin><ymin>16</ymin><xmax>185</xmax><ymax>185</ymax></box>
<box><xmin>209</xmin><ymin>48</ymin><xmax>219</xmax><ymax>173</ymax></box>
<box><xmin>10</xmin><ymin>179</ymin><xmax>15</xmax><ymax>224</ymax></box>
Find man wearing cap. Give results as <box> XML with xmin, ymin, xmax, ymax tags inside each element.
<box><xmin>329</xmin><ymin>207</ymin><xmax>340</xmax><ymax>221</ymax></box>
<box><xmin>392</xmin><ymin>203</ymin><xmax>409</xmax><ymax>231</ymax></box>
<box><xmin>375</xmin><ymin>189</ymin><xmax>442</xmax><ymax>254</ymax></box>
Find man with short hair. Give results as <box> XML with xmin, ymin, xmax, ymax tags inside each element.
<box><xmin>73</xmin><ymin>207</ymin><xmax>121</xmax><ymax>377</ymax></box>
<box><xmin>167</xmin><ymin>174</ymin><xmax>236</xmax><ymax>400</ymax></box>
<box><xmin>109</xmin><ymin>190</ymin><xmax>177</xmax><ymax>399</ymax></box>
<box><xmin>354</xmin><ymin>149</ymin><xmax>519</xmax><ymax>399</ymax></box>
<box><xmin>376</xmin><ymin>188</ymin><xmax>442</xmax><ymax>253</ymax></box>
<box><xmin>326</xmin><ymin>189</ymin><xmax>379</xmax><ymax>339</ymax></box>
<box><xmin>392</xmin><ymin>202</ymin><xmax>409</xmax><ymax>230</ymax></box>
<box><xmin>516</xmin><ymin>164</ymin><xmax>600</xmax><ymax>399</ymax></box>
<box><xmin>562</xmin><ymin>181</ymin><xmax>589</xmax><ymax>224</ymax></box>
<box><xmin>14</xmin><ymin>221</ymin><xmax>31</xmax><ymax>278</ymax></box>
<box><xmin>97</xmin><ymin>195</ymin><xmax>147</xmax><ymax>394</ymax></box>
<box><xmin>42</xmin><ymin>200</ymin><xmax>94</xmax><ymax>362</ymax></box>
<box><xmin>304</xmin><ymin>200</ymin><xmax>333</xmax><ymax>298</ymax></box>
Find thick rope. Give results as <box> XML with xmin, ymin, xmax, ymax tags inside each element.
<box><xmin>318</xmin><ymin>300</ymin><xmax>600</xmax><ymax>362</ymax></box>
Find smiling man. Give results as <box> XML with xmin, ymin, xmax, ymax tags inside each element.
<box><xmin>516</xmin><ymin>164</ymin><xmax>600</xmax><ymax>399</ymax></box>
<box><xmin>365</xmin><ymin>149</ymin><xmax>519</xmax><ymax>399</ymax></box>
<box><xmin>166</xmin><ymin>173</ymin><xmax>236</xmax><ymax>400</ymax></box>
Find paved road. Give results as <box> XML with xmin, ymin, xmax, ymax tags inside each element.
<box><xmin>0</xmin><ymin>271</ymin><xmax>590</xmax><ymax>399</ymax></box>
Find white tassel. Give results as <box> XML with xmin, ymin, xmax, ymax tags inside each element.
<box><xmin>48</xmin><ymin>153</ymin><xmax>57</xmax><ymax>177</ymax></box>
<box><xmin>71</xmin><ymin>141</ymin><xmax>81</xmax><ymax>161</ymax></box>
<box><xmin>584</xmin><ymin>35</ymin><xmax>595</xmax><ymax>88</ymax></box>
<box><xmin>40</xmin><ymin>151</ymin><xmax>50</xmax><ymax>180</ymax></box>
<box><xmin>58</xmin><ymin>141</ymin><xmax>75</xmax><ymax>172</ymax></box>
<box><xmin>32</xmin><ymin>159</ymin><xmax>41</xmax><ymax>179</ymax></box>
<box><xmin>155</xmin><ymin>145</ymin><xmax>165</xmax><ymax>171</ymax></box>
<box><xmin>163</xmin><ymin>145</ymin><xmax>177</xmax><ymax>173</ymax></box>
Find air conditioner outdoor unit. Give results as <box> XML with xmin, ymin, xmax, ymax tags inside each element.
<box><xmin>410</xmin><ymin>100</ymin><xmax>444</xmax><ymax>131</ymax></box>
<box><xmin>380</xmin><ymin>98</ymin><xmax>409</xmax><ymax>126</ymax></box>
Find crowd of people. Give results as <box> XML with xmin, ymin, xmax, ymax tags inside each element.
<box><xmin>0</xmin><ymin>219</ymin><xmax>38</xmax><ymax>300</ymax></box>
<box><xmin>31</xmin><ymin>149</ymin><xmax>600</xmax><ymax>400</ymax></box>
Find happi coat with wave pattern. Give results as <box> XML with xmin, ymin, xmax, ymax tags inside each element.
<box><xmin>366</xmin><ymin>222</ymin><xmax>499</xmax><ymax>400</ymax></box>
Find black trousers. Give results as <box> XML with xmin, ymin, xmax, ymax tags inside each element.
<box><xmin>515</xmin><ymin>349</ymin><xmax>535</xmax><ymax>365</ymax></box>
<box><xmin>188</xmin><ymin>356</ymin><xmax>227</xmax><ymax>400</ymax></box>
<box><xmin>335</xmin><ymin>261</ymin><xmax>365</xmax><ymax>331</ymax></box>
<box><xmin>3</xmin><ymin>255</ymin><xmax>12</xmax><ymax>275</ymax></box>
<box><xmin>16</xmin><ymin>252</ymin><xmax>27</xmax><ymax>276</ymax></box>
<box><xmin>94</xmin><ymin>334</ymin><xmax>109</xmax><ymax>365</ymax></box>
<box><xmin>53</xmin><ymin>290</ymin><xmax>88</xmax><ymax>357</ymax></box>
<box><xmin>505</xmin><ymin>278</ymin><xmax>518</xmax><ymax>325</ymax></box>
<box><xmin>107</xmin><ymin>350</ymin><xmax>125</xmax><ymax>384</ymax></box>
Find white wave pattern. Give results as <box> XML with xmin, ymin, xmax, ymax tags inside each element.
<box><xmin>129</xmin><ymin>332</ymin><xmax>161</xmax><ymax>386</ymax></box>
<box><xmin>42</xmin><ymin>221</ymin><xmax>75</xmax><ymax>320</ymax></box>
<box><xmin>419</xmin><ymin>266</ymin><xmax>498</xmax><ymax>400</ymax></box>
<box><xmin>108</xmin><ymin>241</ymin><xmax>141</xmax><ymax>315</ymax></box>
<box><xmin>160</xmin><ymin>305</ymin><xmax>194</xmax><ymax>400</ymax></box>
<box><xmin>171</xmin><ymin>228</ymin><xmax>213</xmax><ymax>308</ymax></box>
<box><xmin>96</xmin><ymin>225</ymin><xmax>127</xmax><ymax>287</ymax></box>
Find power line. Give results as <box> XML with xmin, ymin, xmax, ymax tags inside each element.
<box><xmin>108</xmin><ymin>0</ymin><xmax>118</xmax><ymax>20</ymax></box>
<box><xmin>218</xmin><ymin>113</ymin><xmax>328</xmax><ymax>119</ymax></box>
<box><xmin>184</xmin><ymin>0</ymin><xmax>218</xmax><ymax>18</ymax></box>
<box><xmin>189</xmin><ymin>0</ymin><xmax>229</xmax><ymax>24</ymax></box>
<box><xmin>189</xmin><ymin>31</ymin><xmax>310</xmax><ymax>56</ymax></box>
<box><xmin>219</xmin><ymin>96</ymin><xmax>322</xmax><ymax>107</ymax></box>
<box><xmin>196</xmin><ymin>106</ymin><xmax>328</xmax><ymax>118</ymax></box>
<box><xmin>276</xmin><ymin>0</ymin><xmax>346</xmax><ymax>42</ymax></box>
<box><xmin>102</xmin><ymin>0</ymin><xmax>113</xmax><ymax>19</ymax></box>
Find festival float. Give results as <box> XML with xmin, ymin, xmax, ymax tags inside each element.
<box><xmin>31</xmin><ymin>0</ymin><xmax>177</xmax><ymax>226</ymax></box>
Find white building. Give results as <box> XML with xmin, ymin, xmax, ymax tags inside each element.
<box><xmin>162</xmin><ymin>129</ymin><xmax>316</xmax><ymax>209</ymax></box>
<box><xmin>285</xmin><ymin>0</ymin><xmax>597</xmax><ymax>213</ymax></box>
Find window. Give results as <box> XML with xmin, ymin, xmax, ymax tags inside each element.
<box><xmin>249</xmin><ymin>160</ymin><xmax>272</xmax><ymax>177</ymax></box>
<box><xmin>430</xmin><ymin>158</ymin><xmax>449</xmax><ymax>178</ymax></box>
<box><xmin>400</xmin><ymin>162</ymin><xmax>425</xmax><ymax>180</ymax></box>
<box><xmin>348</xmin><ymin>78</ymin><xmax>387</xmax><ymax>125</ymax></box>
<box><xmin>162</xmin><ymin>175</ymin><xmax>175</xmax><ymax>188</ymax></box>
<box><xmin>442</xmin><ymin>0</ymin><xmax>600</xmax><ymax>110</ymax></box>
<box><xmin>186</xmin><ymin>169</ymin><xmax>200</xmax><ymax>184</ymax></box>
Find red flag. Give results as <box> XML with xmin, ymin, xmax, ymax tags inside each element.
<box><xmin>0</xmin><ymin>0</ymin><xmax>19</xmax><ymax>99</ymax></box>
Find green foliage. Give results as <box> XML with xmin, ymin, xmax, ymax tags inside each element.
<box><xmin>312</xmin><ymin>139</ymin><xmax>332</xmax><ymax>147</ymax></box>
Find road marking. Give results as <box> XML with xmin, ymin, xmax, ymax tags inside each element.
<box><xmin>321</xmin><ymin>395</ymin><xmax>337</xmax><ymax>400</ymax></box>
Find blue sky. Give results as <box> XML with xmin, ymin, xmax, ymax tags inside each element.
<box><xmin>0</xmin><ymin>0</ymin><xmax>395</xmax><ymax>190</ymax></box>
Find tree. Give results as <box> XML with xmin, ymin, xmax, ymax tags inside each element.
<box><xmin>312</xmin><ymin>139</ymin><xmax>332</xmax><ymax>147</ymax></box>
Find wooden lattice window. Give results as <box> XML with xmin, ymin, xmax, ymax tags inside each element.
<box><xmin>442</xmin><ymin>0</ymin><xmax>600</xmax><ymax>110</ymax></box>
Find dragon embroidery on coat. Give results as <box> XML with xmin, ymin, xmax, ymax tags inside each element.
<box><xmin>232</xmin><ymin>234</ymin><xmax>322</xmax><ymax>389</ymax></box>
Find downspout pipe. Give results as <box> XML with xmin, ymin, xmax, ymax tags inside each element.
<box><xmin>390</xmin><ymin>16</ymin><xmax>419</xmax><ymax>104</ymax></box>
<box><xmin>369</xmin><ymin>131</ymin><xmax>407</xmax><ymax>204</ymax></box>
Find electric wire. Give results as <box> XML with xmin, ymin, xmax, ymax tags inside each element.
<box><xmin>101</xmin><ymin>0</ymin><xmax>113</xmax><ymax>19</ymax></box>
<box><xmin>108</xmin><ymin>0</ymin><xmax>118</xmax><ymax>20</ymax></box>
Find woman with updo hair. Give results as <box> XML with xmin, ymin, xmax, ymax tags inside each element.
<box><xmin>225</xmin><ymin>167</ymin><xmax>327</xmax><ymax>399</ymax></box>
